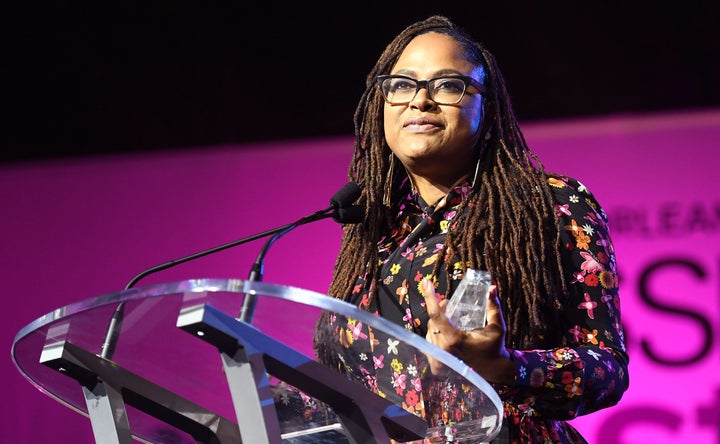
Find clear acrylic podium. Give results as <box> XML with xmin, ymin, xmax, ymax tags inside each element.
<box><xmin>12</xmin><ymin>279</ymin><xmax>503</xmax><ymax>443</ymax></box>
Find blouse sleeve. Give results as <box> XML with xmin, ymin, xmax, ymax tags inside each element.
<box><xmin>502</xmin><ymin>175</ymin><xmax>630</xmax><ymax>420</ymax></box>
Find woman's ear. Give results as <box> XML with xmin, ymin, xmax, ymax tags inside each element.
<box><xmin>480</xmin><ymin>118</ymin><xmax>493</xmax><ymax>142</ymax></box>
<box><xmin>479</xmin><ymin>101</ymin><xmax>494</xmax><ymax>141</ymax></box>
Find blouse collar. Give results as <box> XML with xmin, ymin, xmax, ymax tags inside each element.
<box><xmin>400</xmin><ymin>177</ymin><xmax>474</xmax><ymax>217</ymax></box>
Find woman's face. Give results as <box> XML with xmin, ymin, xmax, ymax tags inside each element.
<box><xmin>383</xmin><ymin>32</ymin><xmax>485</xmax><ymax>185</ymax></box>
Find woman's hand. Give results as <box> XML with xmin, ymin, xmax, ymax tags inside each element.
<box><xmin>421</xmin><ymin>278</ymin><xmax>516</xmax><ymax>386</ymax></box>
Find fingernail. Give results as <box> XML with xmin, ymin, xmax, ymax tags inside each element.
<box><xmin>420</xmin><ymin>278</ymin><xmax>431</xmax><ymax>294</ymax></box>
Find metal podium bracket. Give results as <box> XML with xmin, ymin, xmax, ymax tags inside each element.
<box><xmin>176</xmin><ymin>303</ymin><xmax>428</xmax><ymax>444</ymax></box>
<box><xmin>81</xmin><ymin>381</ymin><xmax>133</xmax><ymax>444</ymax></box>
<box><xmin>39</xmin><ymin>340</ymin><xmax>240</xmax><ymax>443</ymax></box>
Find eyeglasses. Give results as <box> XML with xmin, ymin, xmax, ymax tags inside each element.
<box><xmin>376</xmin><ymin>74</ymin><xmax>486</xmax><ymax>105</ymax></box>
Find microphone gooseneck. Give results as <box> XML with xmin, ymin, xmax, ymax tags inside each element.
<box><xmin>238</xmin><ymin>181</ymin><xmax>364</xmax><ymax>322</ymax></box>
<box><xmin>99</xmin><ymin>182</ymin><xmax>363</xmax><ymax>360</ymax></box>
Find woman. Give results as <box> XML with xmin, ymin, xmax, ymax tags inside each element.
<box><xmin>313</xmin><ymin>15</ymin><xmax>629</xmax><ymax>443</ymax></box>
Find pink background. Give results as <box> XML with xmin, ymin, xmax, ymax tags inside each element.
<box><xmin>3</xmin><ymin>108</ymin><xmax>719</xmax><ymax>443</ymax></box>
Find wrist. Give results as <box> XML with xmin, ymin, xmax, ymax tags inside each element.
<box><xmin>494</xmin><ymin>353</ymin><xmax>518</xmax><ymax>386</ymax></box>
<box><xmin>487</xmin><ymin>352</ymin><xmax>518</xmax><ymax>396</ymax></box>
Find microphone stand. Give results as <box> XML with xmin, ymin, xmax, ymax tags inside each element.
<box><xmin>98</xmin><ymin>188</ymin><xmax>362</xmax><ymax>361</ymax></box>
<box><xmin>238</xmin><ymin>224</ymin><xmax>294</xmax><ymax>323</ymax></box>
<box><xmin>99</xmin><ymin>222</ymin><xmax>301</xmax><ymax>359</ymax></box>
<box><xmin>239</xmin><ymin>208</ymin><xmax>335</xmax><ymax>323</ymax></box>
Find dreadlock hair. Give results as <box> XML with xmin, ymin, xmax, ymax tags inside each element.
<box><xmin>324</xmin><ymin>15</ymin><xmax>567</xmax><ymax>350</ymax></box>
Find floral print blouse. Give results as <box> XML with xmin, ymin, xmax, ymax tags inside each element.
<box><xmin>284</xmin><ymin>175</ymin><xmax>629</xmax><ymax>443</ymax></box>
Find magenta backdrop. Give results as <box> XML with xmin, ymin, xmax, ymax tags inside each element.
<box><xmin>2</xmin><ymin>109</ymin><xmax>719</xmax><ymax>443</ymax></box>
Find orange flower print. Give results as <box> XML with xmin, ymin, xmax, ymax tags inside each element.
<box><xmin>565</xmin><ymin>377</ymin><xmax>582</xmax><ymax>398</ymax></box>
<box><xmin>398</xmin><ymin>216</ymin><xmax>412</xmax><ymax>237</ymax></box>
<box><xmin>575</xmin><ymin>232</ymin><xmax>590</xmax><ymax>250</ymax></box>
<box><xmin>564</xmin><ymin>219</ymin><xmax>582</xmax><ymax>237</ymax></box>
<box><xmin>548</xmin><ymin>177</ymin><xmax>566</xmax><ymax>188</ymax></box>
<box><xmin>396</xmin><ymin>280</ymin><xmax>409</xmax><ymax>304</ymax></box>
<box><xmin>582</xmin><ymin>328</ymin><xmax>599</xmax><ymax>345</ymax></box>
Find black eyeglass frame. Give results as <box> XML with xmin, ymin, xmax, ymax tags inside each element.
<box><xmin>375</xmin><ymin>74</ymin><xmax>487</xmax><ymax>105</ymax></box>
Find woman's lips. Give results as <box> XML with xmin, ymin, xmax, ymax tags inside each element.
<box><xmin>404</xmin><ymin>117</ymin><xmax>442</xmax><ymax>131</ymax></box>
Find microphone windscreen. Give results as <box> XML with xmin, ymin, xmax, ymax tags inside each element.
<box><xmin>332</xmin><ymin>205</ymin><xmax>364</xmax><ymax>224</ymax></box>
<box><xmin>330</xmin><ymin>182</ymin><xmax>362</xmax><ymax>209</ymax></box>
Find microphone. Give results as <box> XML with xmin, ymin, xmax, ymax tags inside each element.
<box><xmin>239</xmin><ymin>181</ymin><xmax>362</xmax><ymax>322</ymax></box>
<box><xmin>330</xmin><ymin>182</ymin><xmax>364</xmax><ymax>224</ymax></box>
<box><xmin>330</xmin><ymin>182</ymin><xmax>362</xmax><ymax>214</ymax></box>
<box><xmin>99</xmin><ymin>182</ymin><xmax>363</xmax><ymax>360</ymax></box>
<box><xmin>333</xmin><ymin>206</ymin><xmax>364</xmax><ymax>224</ymax></box>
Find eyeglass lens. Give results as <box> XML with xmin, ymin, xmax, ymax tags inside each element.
<box><xmin>381</xmin><ymin>77</ymin><xmax>467</xmax><ymax>104</ymax></box>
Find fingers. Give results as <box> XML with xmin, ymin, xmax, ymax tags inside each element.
<box><xmin>421</xmin><ymin>279</ymin><xmax>453</xmax><ymax>377</ymax></box>
<box><xmin>484</xmin><ymin>285</ymin><xmax>506</xmax><ymax>329</ymax></box>
<box><xmin>421</xmin><ymin>278</ymin><xmax>449</xmax><ymax>334</ymax></box>
<box><xmin>421</xmin><ymin>278</ymin><xmax>440</xmax><ymax>315</ymax></box>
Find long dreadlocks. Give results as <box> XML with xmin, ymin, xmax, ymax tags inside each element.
<box><xmin>325</xmin><ymin>15</ymin><xmax>566</xmax><ymax>350</ymax></box>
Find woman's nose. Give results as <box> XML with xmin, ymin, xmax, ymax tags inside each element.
<box><xmin>409</xmin><ymin>86</ymin><xmax>437</xmax><ymax>110</ymax></box>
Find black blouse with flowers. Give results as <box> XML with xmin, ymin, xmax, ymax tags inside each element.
<box><xmin>286</xmin><ymin>175</ymin><xmax>629</xmax><ymax>443</ymax></box>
